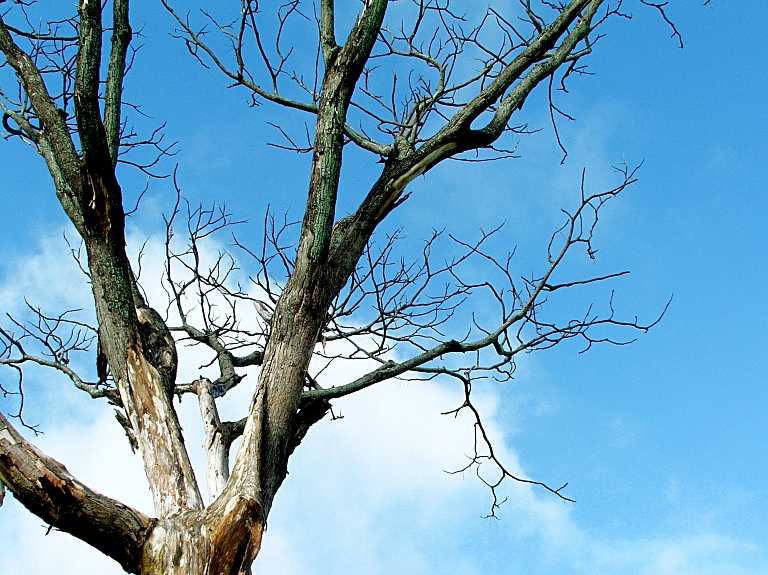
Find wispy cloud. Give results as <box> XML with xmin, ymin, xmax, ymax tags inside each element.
<box><xmin>0</xmin><ymin>228</ymin><xmax>93</xmax><ymax>317</ymax></box>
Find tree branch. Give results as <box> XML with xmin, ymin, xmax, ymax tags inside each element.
<box><xmin>308</xmin><ymin>163</ymin><xmax>650</xmax><ymax>401</ymax></box>
<box><xmin>300</xmin><ymin>0</ymin><xmax>389</xmax><ymax>262</ymax></box>
<box><xmin>75</xmin><ymin>0</ymin><xmax>111</xmax><ymax>168</ymax></box>
<box><xmin>0</xmin><ymin>14</ymin><xmax>84</xmax><ymax>232</ymax></box>
<box><xmin>328</xmin><ymin>1</ymin><xmax>606</xmax><ymax>281</ymax></box>
<box><xmin>104</xmin><ymin>0</ymin><xmax>132</xmax><ymax>166</ymax></box>
<box><xmin>3</xmin><ymin>3</ymin><xmax>204</xmax><ymax>518</ymax></box>
<box><xmin>319</xmin><ymin>0</ymin><xmax>337</xmax><ymax>65</ymax></box>
<box><xmin>160</xmin><ymin>0</ymin><xmax>391</xmax><ymax>156</ymax></box>
<box><xmin>195</xmin><ymin>377</ymin><xmax>229</xmax><ymax>502</ymax></box>
<box><xmin>0</xmin><ymin>411</ymin><xmax>151</xmax><ymax>573</ymax></box>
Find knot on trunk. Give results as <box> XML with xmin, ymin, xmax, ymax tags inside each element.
<box><xmin>135</xmin><ymin>306</ymin><xmax>178</xmax><ymax>399</ymax></box>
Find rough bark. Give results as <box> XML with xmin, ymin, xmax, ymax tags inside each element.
<box><xmin>223</xmin><ymin>0</ymin><xmax>391</xmax><ymax>519</ymax></box>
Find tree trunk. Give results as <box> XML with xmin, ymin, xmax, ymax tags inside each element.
<box><xmin>137</xmin><ymin>502</ymin><xmax>264</xmax><ymax>575</ymax></box>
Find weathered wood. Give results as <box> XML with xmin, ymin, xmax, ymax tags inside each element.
<box><xmin>0</xmin><ymin>411</ymin><xmax>151</xmax><ymax>573</ymax></box>
<box><xmin>196</xmin><ymin>377</ymin><xmax>230</xmax><ymax>502</ymax></box>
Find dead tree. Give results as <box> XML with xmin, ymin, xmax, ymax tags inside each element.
<box><xmin>0</xmin><ymin>1</ymin><xmax>672</xmax><ymax>573</ymax></box>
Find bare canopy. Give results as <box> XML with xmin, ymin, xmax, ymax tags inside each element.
<box><xmin>0</xmin><ymin>1</ymin><xmax>670</xmax><ymax>573</ymax></box>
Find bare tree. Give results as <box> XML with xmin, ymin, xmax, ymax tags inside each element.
<box><xmin>0</xmin><ymin>1</ymin><xmax>673</xmax><ymax>573</ymax></box>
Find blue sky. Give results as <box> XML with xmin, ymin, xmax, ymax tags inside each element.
<box><xmin>1</xmin><ymin>1</ymin><xmax>768</xmax><ymax>574</ymax></box>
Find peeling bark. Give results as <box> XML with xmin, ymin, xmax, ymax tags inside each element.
<box><xmin>136</xmin><ymin>498</ymin><xmax>264</xmax><ymax>575</ymax></box>
<box><xmin>124</xmin><ymin>344</ymin><xmax>203</xmax><ymax>517</ymax></box>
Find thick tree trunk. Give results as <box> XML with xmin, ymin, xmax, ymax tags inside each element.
<box><xmin>137</xmin><ymin>501</ymin><xmax>264</xmax><ymax>575</ymax></box>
